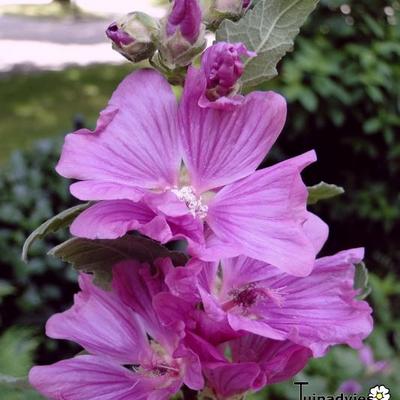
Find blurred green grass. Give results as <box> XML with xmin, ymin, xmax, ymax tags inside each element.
<box><xmin>0</xmin><ymin>63</ymin><xmax>134</xmax><ymax>164</ymax></box>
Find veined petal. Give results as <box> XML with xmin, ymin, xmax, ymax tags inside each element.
<box><xmin>70</xmin><ymin>200</ymin><xmax>159</xmax><ymax>240</ymax></box>
<box><xmin>207</xmin><ymin>151</ymin><xmax>317</xmax><ymax>276</ymax></box>
<box><xmin>46</xmin><ymin>274</ymin><xmax>151</xmax><ymax>365</ymax></box>
<box><xmin>56</xmin><ymin>69</ymin><xmax>181</xmax><ymax>196</ymax></box>
<box><xmin>70</xmin><ymin>181</ymin><xmax>145</xmax><ymax>201</ymax></box>
<box><xmin>180</xmin><ymin>66</ymin><xmax>286</xmax><ymax>193</ymax></box>
<box><xmin>204</xmin><ymin>362</ymin><xmax>260</xmax><ymax>398</ymax></box>
<box><xmin>29</xmin><ymin>355</ymin><xmax>160</xmax><ymax>400</ymax></box>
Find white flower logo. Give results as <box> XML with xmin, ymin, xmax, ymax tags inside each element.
<box><xmin>369</xmin><ymin>385</ymin><xmax>390</xmax><ymax>400</ymax></box>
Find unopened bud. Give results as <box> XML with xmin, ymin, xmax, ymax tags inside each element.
<box><xmin>159</xmin><ymin>0</ymin><xmax>206</xmax><ymax>68</ymax></box>
<box><xmin>199</xmin><ymin>42</ymin><xmax>255</xmax><ymax>107</ymax></box>
<box><xmin>106</xmin><ymin>12</ymin><xmax>159</xmax><ymax>63</ymax></box>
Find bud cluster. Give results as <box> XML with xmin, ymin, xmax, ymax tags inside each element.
<box><xmin>105</xmin><ymin>0</ymin><xmax>252</xmax><ymax>81</ymax></box>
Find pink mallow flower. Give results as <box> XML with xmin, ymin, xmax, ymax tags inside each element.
<box><xmin>29</xmin><ymin>259</ymin><xmax>204</xmax><ymax>400</ymax></box>
<box><xmin>57</xmin><ymin>52</ymin><xmax>322</xmax><ymax>276</ymax></box>
<box><xmin>179</xmin><ymin>248</ymin><xmax>373</xmax><ymax>357</ymax></box>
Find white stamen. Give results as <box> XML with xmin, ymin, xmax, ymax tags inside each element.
<box><xmin>171</xmin><ymin>185</ymin><xmax>208</xmax><ymax>218</ymax></box>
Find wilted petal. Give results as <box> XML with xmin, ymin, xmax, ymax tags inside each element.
<box><xmin>180</xmin><ymin>65</ymin><xmax>287</xmax><ymax>193</ymax></box>
<box><xmin>207</xmin><ymin>151</ymin><xmax>317</xmax><ymax>276</ymax></box>
<box><xmin>230</xmin><ymin>335</ymin><xmax>311</xmax><ymax>386</ymax></box>
<box><xmin>56</xmin><ymin>69</ymin><xmax>181</xmax><ymax>197</ymax></box>
<box><xmin>204</xmin><ymin>362</ymin><xmax>260</xmax><ymax>398</ymax></box>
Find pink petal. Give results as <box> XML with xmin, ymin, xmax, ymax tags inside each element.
<box><xmin>70</xmin><ymin>200</ymin><xmax>159</xmax><ymax>240</ymax></box>
<box><xmin>204</xmin><ymin>362</ymin><xmax>260</xmax><ymax>398</ymax></box>
<box><xmin>29</xmin><ymin>355</ymin><xmax>160</xmax><ymax>400</ymax></box>
<box><xmin>303</xmin><ymin>212</ymin><xmax>329</xmax><ymax>254</ymax></box>
<box><xmin>56</xmin><ymin>69</ymin><xmax>181</xmax><ymax>197</ymax></box>
<box><xmin>46</xmin><ymin>274</ymin><xmax>151</xmax><ymax>365</ymax></box>
<box><xmin>180</xmin><ymin>66</ymin><xmax>287</xmax><ymax>193</ymax></box>
<box><xmin>112</xmin><ymin>261</ymin><xmax>177</xmax><ymax>350</ymax></box>
<box><xmin>207</xmin><ymin>151</ymin><xmax>317</xmax><ymax>276</ymax></box>
<box><xmin>70</xmin><ymin>199</ymin><xmax>203</xmax><ymax>245</ymax></box>
<box><xmin>70</xmin><ymin>181</ymin><xmax>145</xmax><ymax>201</ymax></box>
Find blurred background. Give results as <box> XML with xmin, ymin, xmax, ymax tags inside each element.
<box><xmin>0</xmin><ymin>0</ymin><xmax>399</xmax><ymax>399</ymax></box>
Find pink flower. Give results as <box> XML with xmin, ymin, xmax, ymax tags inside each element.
<box><xmin>186</xmin><ymin>248</ymin><xmax>373</xmax><ymax>357</ymax></box>
<box><xmin>57</xmin><ymin>66</ymin><xmax>321</xmax><ymax>276</ymax></box>
<box><xmin>29</xmin><ymin>260</ymin><xmax>204</xmax><ymax>400</ymax></box>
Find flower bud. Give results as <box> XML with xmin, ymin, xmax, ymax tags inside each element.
<box><xmin>205</xmin><ymin>0</ymin><xmax>251</xmax><ymax>29</ymax></box>
<box><xmin>159</xmin><ymin>0</ymin><xmax>206</xmax><ymax>68</ymax></box>
<box><xmin>106</xmin><ymin>12</ymin><xmax>159</xmax><ymax>63</ymax></box>
<box><xmin>198</xmin><ymin>42</ymin><xmax>255</xmax><ymax>108</ymax></box>
<box><xmin>166</xmin><ymin>0</ymin><xmax>202</xmax><ymax>44</ymax></box>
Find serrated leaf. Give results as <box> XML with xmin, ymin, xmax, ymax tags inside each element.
<box><xmin>307</xmin><ymin>181</ymin><xmax>344</xmax><ymax>205</ymax></box>
<box><xmin>22</xmin><ymin>202</ymin><xmax>91</xmax><ymax>262</ymax></box>
<box><xmin>48</xmin><ymin>235</ymin><xmax>188</xmax><ymax>290</ymax></box>
<box><xmin>354</xmin><ymin>262</ymin><xmax>371</xmax><ymax>300</ymax></box>
<box><xmin>216</xmin><ymin>0</ymin><xmax>319</xmax><ymax>87</ymax></box>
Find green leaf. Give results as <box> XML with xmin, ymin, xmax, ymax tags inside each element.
<box><xmin>48</xmin><ymin>235</ymin><xmax>188</xmax><ymax>290</ymax></box>
<box><xmin>0</xmin><ymin>327</ymin><xmax>39</xmax><ymax>377</ymax></box>
<box><xmin>354</xmin><ymin>262</ymin><xmax>371</xmax><ymax>300</ymax></box>
<box><xmin>307</xmin><ymin>181</ymin><xmax>344</xmax><ymax>205</ymax></box>
<box><xmin>22</xmin><ymin>202</ymin><xmax>91</xmax><ymax>262</ymax></box>
<box><xmin>216</xmin><ymin>0</ymin><xmax>319</xmax><ymax>87</ymax></box>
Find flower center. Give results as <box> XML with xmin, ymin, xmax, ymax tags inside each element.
<box><xmin>171</xmin><ymin>185</ymin><xmax>208</xmax><ymax>218</ymax></box>
<box><xmin>222</xmin><ymin>284</ymin><xmax>285</xmax><ymax>312</ymax></box>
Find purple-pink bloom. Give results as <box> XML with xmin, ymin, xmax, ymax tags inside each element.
<box><xmin>338</xmin><ymin>380</ymin><xmax>363</xmax><ymax>394</ymax></box>
<box><xmin>166</xmin><ymin>0</ymin><xmax>202</xmax><ymax>44</ymax></box>
<box><xmin>56</xmin><ymin>67</ymin><xmax>321</xmax><ymax>276</ymax></box>
<box><xmin>186</xmin><ymin>248</ymin><xmax>373</xmax><ymax>357</ymax></box>
<box><xmin>29</xmin><ymin>260</ymin><xmax>203</xmax><ymax>399</ymax></box>
<box><xmin>196</xmin><ymin>42</ymin><xmax>256</xmax><ymax>109</ymax></box>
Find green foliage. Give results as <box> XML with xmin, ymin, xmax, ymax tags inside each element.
<box><xmin>0</xmin><ymin>328</ymin><xmax>44</xmax><ymax>400</ymax></box>
<box><xmin>22</xmin><ymin>202</ymin><xmax>91</xmax><ymax>262</ymax></box>
<box><xmin>263</xmin><ymin>0</ymin><xmax>400</xmax><ymax>278</ymax></box>
<box><xmin>0</xmin><ymin>64</ymin><xmax>133</xmax><ymax>163</ymax></box>
<box><xmin>307</xmin><ymin>181</ymin><xmax>344</xmax><ymax>204</ymax></box>
<box><xmin>354</xmin><ymin>262</ymin><xmax>371</xmax><ymax>300</ymax></box>
<box><xmin>0</xmin><ymin>327</ymin><xmax>38</xmax><ymax>376</ymax></box>
<box><xmin>216</xmin><ymin>0</ymin><xmax>319</xmax><ymax>87</ymax></box>
<box><xmin>0</xmin><ymin>138</ymin><xmax>79</xmax><ymax>365</ymax></box>
<box><xmin>49</xmin><ymin>236</ymin><xmax>188</xmax><ymax>289</ymax></box>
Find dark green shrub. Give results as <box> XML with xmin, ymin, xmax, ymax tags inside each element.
<box><xmin>0</xmin><ymin>138</ymin><xmax>79</xmax><ymax>364</ymax></box>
